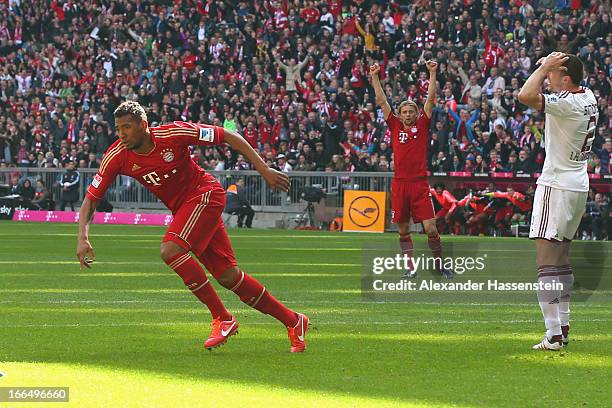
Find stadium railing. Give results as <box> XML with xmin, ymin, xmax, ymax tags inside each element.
<box><xmin>1</xmin><ymin>168</ymin><xmax>610</xmax><ymax>213</ymax></box>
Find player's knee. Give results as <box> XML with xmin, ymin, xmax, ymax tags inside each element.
<box><xmin>217</xmin><ymin>266</ymin><xmax>241</xmax><ymax>288</ymax></box>
<box><xmin>425</xmin><ymin>226</ymin><xmax>439</xmax><ymax>240</ymax></box>
<box><xmin>160</xmin><ymin>241</ymin><xmax>187</xmax><ymax>263</ymax></box>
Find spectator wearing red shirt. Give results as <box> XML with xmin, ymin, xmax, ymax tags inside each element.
<box><xmin>243</xmin><ymin>121</ymin><xmax>259</xmax><ymax>149</ymax></box>
<box><xmin>300</xmin><ymin>2</ymin><xmax>320</xmax><ymax>25</ymax></box>
<box><xmin>483</xmin><ymin>25</ymin><xmax>504</xmax><ymax>69</ymax></box>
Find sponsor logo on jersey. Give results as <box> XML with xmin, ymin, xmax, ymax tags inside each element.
<box><xmin>399</xmin><ymin>131</ymin><xmax>409</xmax><ymax>143</ymax></box>
<box><xmin>199</xmin><ymin>128</ymin><xmax>214</xmax><ymax>142</ymax></box>
<box><xmin>143</xmin><ymin>171</ymin><xmax>162</xmax><ymax>186</ymax></box>
<box><xmin>92</xmin><ymin>174</ymin><xmax>102</xmax><ymax>188</ymax></box>
<box><xmin>548</xmin><ymin>95</ymin><xmax>559</xmax><ymax>104</ymax></box>
<box><xmin>132</xmin><ymin>164</ymin><xmax>141</xmax><ymax>171</ymax></box>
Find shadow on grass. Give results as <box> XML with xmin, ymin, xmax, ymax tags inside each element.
<box><xmin>1</xmin><ymin>318</ymin><xmax>611</xmax><ymax>408</ymax></box>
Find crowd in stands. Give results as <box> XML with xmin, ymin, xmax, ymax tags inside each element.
<box><xmin>0</xmin><ymin>0</ymin><xmax>610</xmax><ymax>237</ymax></box>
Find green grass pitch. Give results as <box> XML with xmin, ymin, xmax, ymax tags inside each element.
<box><xmin>0</xmin><ymin>222</ymin><xmax>610</xmax><ymax>407</ymax></box>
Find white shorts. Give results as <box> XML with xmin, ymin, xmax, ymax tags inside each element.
<box><xmin>529</xmin><ymin>185</ymin><xmax>587</xmax><ymax>241</ymax></box>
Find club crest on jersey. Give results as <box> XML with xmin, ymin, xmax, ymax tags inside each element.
<box><xmin>161</xmin><ymin>148</ymin><xmax>174</xmax><ymax>162</ymax></box>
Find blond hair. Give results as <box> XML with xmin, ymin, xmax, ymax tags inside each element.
<box><xmin>398</xmin><ymin>100</ymin><xmax>418</xmax><ymax>115</ymax></box>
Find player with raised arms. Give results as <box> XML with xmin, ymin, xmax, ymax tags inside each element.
<box><xmin>370</xmin><ymin>61</ymin><xmax>453</xmax><ymax>279</ymax></box>
<box><xmin>76</xmin><ymin>101</ymin><xmax>309</xmax><ymax>352</ymax></box>
<box><xmin>518</xmin><ymin>52</ymin><xmax>598</xmax><ymax>350</ymax></box>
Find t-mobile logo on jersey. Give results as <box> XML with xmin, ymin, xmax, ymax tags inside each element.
<box><xmin>143</xmin><ymin>171</ymin><xmax>162</xmax><ymax>186</ymax></box>
<box><xmin>399</xmin><ymin>127</ymin><xmax>419</xmax><ymax>143</ymax></box>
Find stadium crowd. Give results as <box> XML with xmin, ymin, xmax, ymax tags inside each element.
<box><xmin>0</xmin><ymin>0</ymin><xmax>610</xmax><ymax>238</ymax></box>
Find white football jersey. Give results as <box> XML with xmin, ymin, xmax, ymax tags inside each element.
<box><xmin>538</xmin><ymin>87</ymin><xmax>599</xmax><ymax>192</ymax></box>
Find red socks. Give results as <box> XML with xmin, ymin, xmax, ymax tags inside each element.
<box><xmin>230</xmin><ymin>270</ymin><xmax>298</xmax><ymax>327</ymax></box>
<box><xmin>399</xmin><ymin>233</ymin><xmax>415</xmax><ymax>270</ymax></box>
<box><xmin>164</xmin><ymin>252</ymin><xmax>232</xmax><ymax>321</ymax></box>
<box><xmin>165</xmin><ymin>253</ymin><xmax>299</xmax><ymax>328</ymax></box>
<box><xmin>427</xmin><ymin>234</ymin><xmax>442</xmax><ymax>259</ymax></box>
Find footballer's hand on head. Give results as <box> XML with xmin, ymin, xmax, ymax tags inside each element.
<box><xmin>77</xmin><ymin>239</ymin><xmax>95</xmax><ymax>270</ymax></box>
<box><xmin>263</xmin><ymin>167</ymin><xmax>290</xmax><ymax>192</ymax></box>
<box><xmin>541</xmin><ymin>52</ymin><xmax>569</xmax><ymax>72</ymax></box>
<box><xmin>369</xmin><ymin>63</ymin><xmax>380</xmax><ymax>76</ymax></box>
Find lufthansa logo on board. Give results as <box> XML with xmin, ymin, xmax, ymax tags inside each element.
<box><xmin>348</xmin><ymin>196</ymin><xmax>380</xmax><ymax>228</ymax></box>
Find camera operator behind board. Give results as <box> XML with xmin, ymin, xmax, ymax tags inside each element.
<box><xmin>225</xmin><ymin>178</ymin><xmax>255</xmax><ymax>228</ymax></box>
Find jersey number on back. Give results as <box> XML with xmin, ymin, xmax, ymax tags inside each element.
<box><xmin>580</xmin><ymin>115</ymin><xmax>597</xmax><ymax>153</ymax></box>
<box><xmin>571</xmin><ymin>115</ymin><xmax>597</xmax><ymax>162</ymax></box>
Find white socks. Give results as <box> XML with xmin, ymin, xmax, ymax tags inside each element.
<box><xmin>537</xmin><ymin>266</ymin><xmax>561</xmax><ymax>337</ymax></box>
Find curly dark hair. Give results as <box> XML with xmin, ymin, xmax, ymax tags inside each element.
<box><xmin>113</xmin><ymin>101</ymin><xmax>147</xmax><ymax>122</ymax></box>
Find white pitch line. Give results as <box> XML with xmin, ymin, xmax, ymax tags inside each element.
<box><xmin>0</xmin><ymin>261</ymin><xmax>360</xmax><ymax>266</ymax></box>
<box><xmin>1</xmin><ymin>273</ymin><xmax>354</xmax><ymax>278</ymax></box>
<box><xmin>2</xmin><ymin>233</ymin><xmax>365</xmax><ymax>239</ymax></box>
<box><xmin>2</xmin><ymin>318</ymin><xmax>612</xmax><ymax>329</ymax></box>
<box><xmin>0</xmin><ymin>299</ymin><xmax>610</xmax><ymax>308</ymax></box>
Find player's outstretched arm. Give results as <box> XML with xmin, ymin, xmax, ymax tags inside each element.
<box><xmin>224</xmin><ymin>130</ymin><xmax>290</xmax><ymax>192</ymax></box>
<box><xmin>518</xmin><ymin>52</ymin><xmax>568</xmax><ymax>111</ymax></box>
<box><xmin>76</xmin><ymin>196</ymin><xmax>98</xmax><ymax>270</ymax></box>
<box><xmin>424</xmin><ymin>60</ymin><xmax>438</xmax><ymax>118</ymax></box>
<box><xmin>369</xmin><ymin>63</ymin><xmax>391</xmax><ymax>120</ymax></box>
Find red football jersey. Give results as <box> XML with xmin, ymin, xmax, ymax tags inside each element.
<box><xmin>492</xmin><ymin>191</ymin><xmax>532</xmax><ymax>212</ymax></box>
<box><xmin>243</xmin><ymin>127</ymin><xmax>258</xmax><ymax>149</ymax></box>
<box><xmin>86</xmin><ymin>121</ymin><xmax>224</xmax><ymax>213</ymax></box>
<box><xmin>386</xmin><ymin>111</ymin><xmax>430</xmax><ymax>180</ymax></box>
<box><xmin>430</xmin><ymin>188</ymin><xmax>457</xmax><ymax>210</ymax></box>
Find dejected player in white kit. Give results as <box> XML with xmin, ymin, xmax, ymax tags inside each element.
<box><xmin>518</xmin><ymin>52</ymin><xmax>599</xmax><ymax>351</ymax></box>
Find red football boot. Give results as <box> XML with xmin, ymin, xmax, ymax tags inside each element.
<box><xmin>204</xmin><ymin>316</ymin><xmax>238</xmax><ymax>350</ymax></box>
<box><xmin>287</xmin><ymin>313</ymin><xmax>309</xmax><ymax>353</ymax></box>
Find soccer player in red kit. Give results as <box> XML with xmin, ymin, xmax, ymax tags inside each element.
<box><xmin>370</xmin><ymin>61</ymin><xmax>453</xmax><ymax>278</ymax></box>
<box><xmin>430</xmin><ymin>183</ymin><xmax>458</xmax><ymax>234</ymax></box>
<box><xmin>484</xmin><ymin>188</ymin><xmax>532</xmax><ymax>233</ymax></box>
<box><xmin>76</xmin><ymin>101</ymin><xmax>309</xmax><ymax>352</ymax></box>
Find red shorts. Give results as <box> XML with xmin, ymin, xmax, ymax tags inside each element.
<box><xmin>435</xmin><ymin>207</ymin><xmax>450</xmax><ymax>219</ymax></box>
<box><xmin>494</xmin><ymin>206</ymin><xmax>514</xmax><ymax>223</ymax></box>
<box><xmin>391</xmin><ymin>179</ymin><xmax>435</xmax><ymax>224</ymax></box>
<box><xmin>163</xmin><ymin>186</ymin><xmax>237</xmax><ymax>279</ymax></box>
